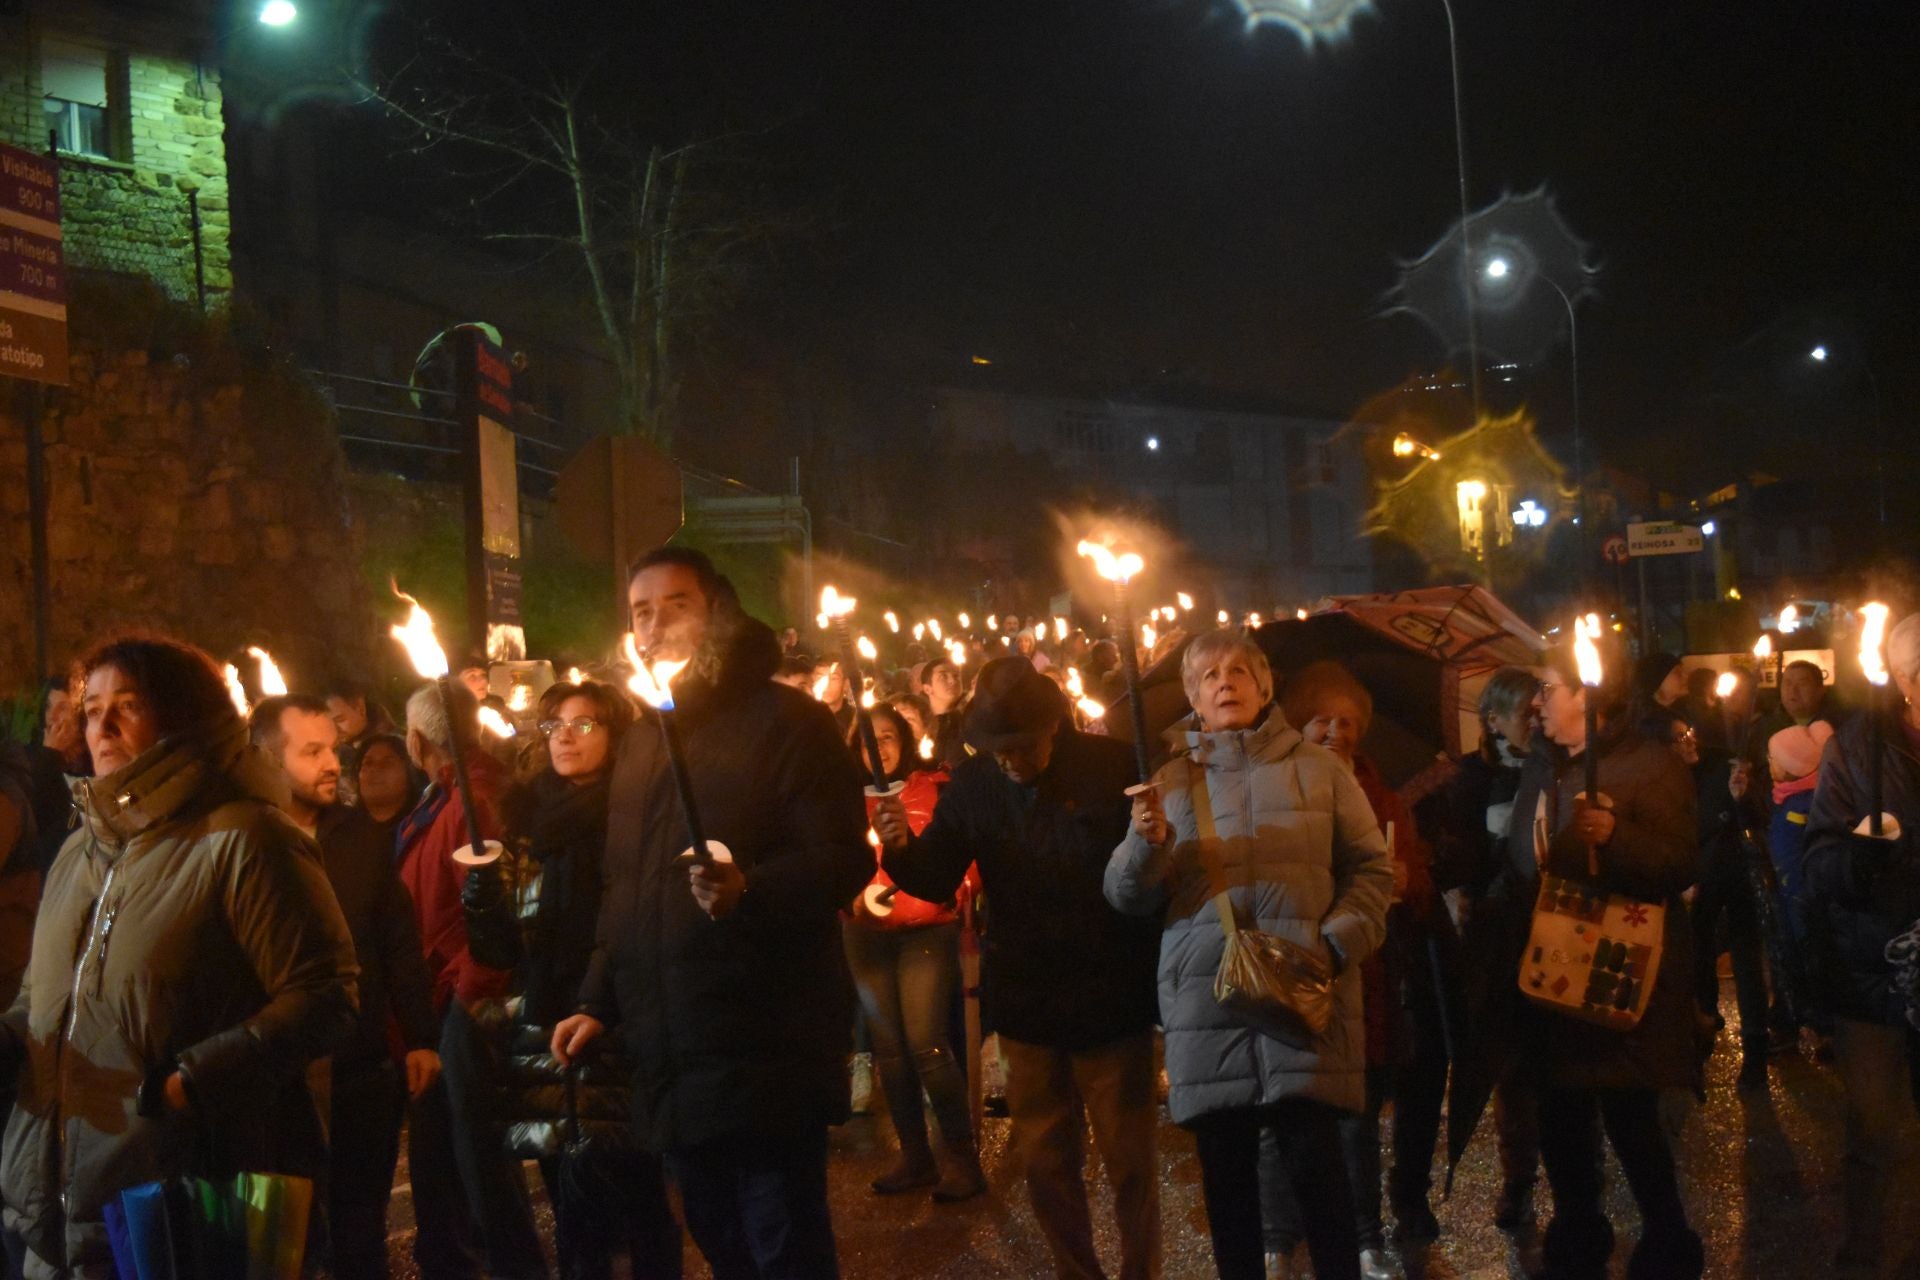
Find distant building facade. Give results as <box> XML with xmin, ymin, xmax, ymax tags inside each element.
<box><xmin>0</xmin><ymin>0</ymin><xmax>230</xmax><ymax>304</ymax></box>
<box><xmin>931</xmin><ymin>386</ymin><xmax>1373</xmax><ymax>611</ymax></box>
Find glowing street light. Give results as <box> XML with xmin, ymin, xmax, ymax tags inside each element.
<box><xmin>258</xmin><ymin>0</ymin><xmax>297</xmax><ymax>25</ymax></box>
<box><xmin>1391</xmin><ymin>432</ymin><xmax>1442</xmax><ymax>461</ymax></box>
<box><xmin>1810</xmin><ymin>345</ymin><xmax>1828</xmax><ymax>363</ymax></box>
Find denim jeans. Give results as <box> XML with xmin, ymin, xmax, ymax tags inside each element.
<box><xmin>1833</xmin><ymin>1018</ymin><xmax>1920</xmax><ymax>1277</ymax></box>
<box><xmin>666</xmin><ymin>1128</ymin><xmax>839</xmax><ymax>1280</ymax></box>
<box><xmin>843</xmin><ymin>921</ymin><xmax>973</xmax><ymax>1165</ymax></box>
<box><xmin>1211</xmin><ymin>1099</ymin><xmax>1359</xmax><ymax>1280</ymax></box>
<box><xmin>1000</xmin><ymin>1032</ymin><xmax>1161</xmax><ymax>1280</ymax></box>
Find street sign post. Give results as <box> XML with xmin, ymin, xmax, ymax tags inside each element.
<box><xmin>0</xmin><ymin>140</ymin><xmax>65</xmax><ymax>684</ymax></box>
<box><xmin>0</xmin><ymin>141</ymin><xmax>66</xmax><ymax>386</ymax></box>
<box><xmin>454</xmin><ymin>325</ymin><xmax>524</xmax><ymax>661</ymax></box>
<box><xmin>1626</xmin><ymin>521</ymin><xmax>1704</xmax><ymax>557</ymax></box>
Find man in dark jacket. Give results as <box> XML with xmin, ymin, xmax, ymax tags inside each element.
<box><xmin>1803</xmin><ymin>610</ymin><xmax>1920</xmax><ymax>1280</ymax></box>
<box><xmin>875</xmin><ymin>658</ymin><xmax>1162</xmax><ymax>1280</ymax></box>
<box><xmin>251</xmin><ymin>695</ymin><xmax>443</xmax><ymax>1280</ymax></box>
<box><xmin>553</xmin><ymin>547</ymin><xmax>871</xmax><ymax>1280</ymax></box>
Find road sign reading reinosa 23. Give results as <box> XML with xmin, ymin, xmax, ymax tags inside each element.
<box><xmin>1626</xmin><ymin>521</ymin><xmax>1704</xmax><ymax>557</ymax></box>
<box><xmin>0</xmin><ymin>141</ymin><xmax>66</xmax><ymax>386</ymax></box>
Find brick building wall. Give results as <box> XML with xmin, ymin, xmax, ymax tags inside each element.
<box><xmin>0</xmin><ymin>4</ymin><xmax>230</xmax><ymax>304</ymax></box>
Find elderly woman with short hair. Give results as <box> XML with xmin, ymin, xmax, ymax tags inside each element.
<box><xmin>1105</xmin><ymin>629</ymin><xmax>1392</xmax><ymax>1280</ymax></box>
<box><xmin>1805</xmin><ymin>610</ymin><xmax>1920</xmax><ymax>1279</ymax></box>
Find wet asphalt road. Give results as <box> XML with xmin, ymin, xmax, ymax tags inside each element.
<box><xmin>382</xmin><ymin>986</ymin><xmax>1919</xmax><ymax>1278</ymax></box>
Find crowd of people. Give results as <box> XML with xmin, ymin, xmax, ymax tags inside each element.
<box><xmin>0</xmin><ymin>546</ymin><xmax>1914</xmax><ymax>1280</ymax></box>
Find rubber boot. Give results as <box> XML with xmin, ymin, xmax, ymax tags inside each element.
<box><xmin>915</xmin><ymin>1047</ymin><xmax>985</xmax><ymax>1202</ymax></box>
<box><xmin>870</xmin><ymin>1054</ymin><xmax>937</xmax><ymax>1194</ymax></box>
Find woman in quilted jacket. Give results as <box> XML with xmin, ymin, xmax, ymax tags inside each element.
<box><xmin>1105</xmin><ymin>629</ymin><xmax>1392</xmax><ymax>1280</ymax></box>
<box><xmin>462</xmin><ymin>678</ymin><xmax>682</xmax><ymax>1279</ymax></box>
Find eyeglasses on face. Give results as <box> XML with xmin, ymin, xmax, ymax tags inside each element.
<box><xmin>539</xmin><ymin>717</ymin><xmax>602</xmax><ymax>738</ymax></box>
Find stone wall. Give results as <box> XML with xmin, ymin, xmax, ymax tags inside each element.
<box><xmin>0</xmin><ymin>285</ymin><xmax>372</xmax><ymax>691</ymax></box>
<box><xmin>0</xmin><ymin>10</ymin><xmax>232</xmax><ymax>304</ymax></box>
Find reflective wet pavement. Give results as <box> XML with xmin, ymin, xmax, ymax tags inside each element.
<box><xmin>385</xmin><ymin>986</ymin><xmax>1920</xmax><ymax>1278</ymax></box>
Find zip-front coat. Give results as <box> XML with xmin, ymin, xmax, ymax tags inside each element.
<box><xmin>0</xmin><ymin>715</ymin><xmax>358</xmax><ymax>1279</ymax></box>
<box><xmin>1105</xmin><ymin>711</ymin><xmax>1393</xmax><ymax>1122</ymax></box>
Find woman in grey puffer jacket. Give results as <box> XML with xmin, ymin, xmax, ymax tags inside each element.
<box><xmin>1106</xmin><ymin>630</ymin><xmax>1392</xmax><ymax>1280</ymax></box>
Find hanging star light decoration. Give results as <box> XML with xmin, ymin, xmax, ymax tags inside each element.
<box><xmin>1233</xmin><ymin>0</ymin><xmax>1375</xmax><ymax>45</ymax></box>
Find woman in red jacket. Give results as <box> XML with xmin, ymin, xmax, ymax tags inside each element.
<box><xmin>1267</xmin><ymin>661</ymin><xmax>1437</xmax><ymax>1280</ymax></box>
<box><xmin>847</xmin><ymin>704</ymin><xmax>986</xmax><ymax>1202</ymax></box>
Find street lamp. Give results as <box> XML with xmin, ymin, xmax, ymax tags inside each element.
<box><xmin>1239</xmin><ymin>0</ymin><xmax>1485</xmax><ymax>414</ymax></box>
<box><xmin>258</xmin><ymin>0</ymin><xmax>297</xmax><ymax>24</ymax></box>
<box><xmin>1392</xmin><ymin>431</ymin><xmax>1442</xmax><ymax>461</ymax></box>
<box><xmin>1808</xmin><ymin>342</ymin><xmax>1886</xmax><ymax>528</ymax></box>
<box><xmin>1482</xmin><ymin>253</ymin><xmax>1584</xmax><ymax>561</ymax></box>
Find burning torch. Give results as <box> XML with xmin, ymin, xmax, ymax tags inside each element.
<box><xmin>1860</xmin><ymin>602</ymin><xmax>1891</xmax><ymax>839</ymax></box>
<box><xmin>1078</xmin><ymin>539</ymin><xmax>1151</xmax><ymax>784</ymax></box>
<box><xmin>822</xmin><ymin>586</ymin><xmax>906</xmax><ymax>799</ymax></box>
<box><xmin>1572</xmin><ymin>613</ymin><xmax>1604</xmax><ymax>804</ymax></box>
<box><xmin>391</xmin><ymin>590</ymin><xmax>496</xmax><ymax>865</ymax></box>
<box><xmin>623</xmin><ymin>634</ymin><xmax>720</xmax><ymax>866</ymax></box>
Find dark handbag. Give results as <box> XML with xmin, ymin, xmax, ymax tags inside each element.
<box><xmin>1189</xmin><ymin>765</ymin><xmax>1334</xmax><ymax>1049</ymax></box>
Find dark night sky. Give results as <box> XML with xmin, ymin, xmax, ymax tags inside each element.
<box><xmin>334</xmin><ymin>0</ymin><xmax>1920</xmax><ymax>486</ymax></box>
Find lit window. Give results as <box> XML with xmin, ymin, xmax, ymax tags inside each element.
<box><xmin>42</xmin><ymin>40</ymin><xmax>111</xmax><ymax>159</ymax></box>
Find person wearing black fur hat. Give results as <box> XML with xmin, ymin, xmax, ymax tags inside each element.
<box><xmin>875</xmin><ymin>657</ymin><xmax>1162</xmax><ymax>1280</ymax></box>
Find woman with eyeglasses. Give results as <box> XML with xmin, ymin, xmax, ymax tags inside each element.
<box><xmin>462</xmin><ymin>679</ymin><xmax>684</xmax><ymax>1278</ymax></box>
<box><xmin>1481</xmin><ymin>636</ymin><xmax>1703</xmax><ymax>1279</ymax></box>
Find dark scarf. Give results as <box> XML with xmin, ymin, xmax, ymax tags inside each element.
<box><xmin>519</xmin><ymin>770</ymin><xmax>611</xmax><ymax>865</ymax></box>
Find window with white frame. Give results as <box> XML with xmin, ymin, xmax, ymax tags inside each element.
<box><xmin>42</xmin><ymin>40</ymin><xmax>111</xmax><ymax>159</ymax></box>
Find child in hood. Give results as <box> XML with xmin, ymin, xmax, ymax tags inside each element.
<box><xmin>1767</xmin><ymin>721</ymin><xmax>1835</xmax><ymax>1018</ymax></box>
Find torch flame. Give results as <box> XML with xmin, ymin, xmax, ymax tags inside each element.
<box><xmin>1177</xmin><ymin>592</ymin><xmax>1194</xmax><ymax>612</ymax></box>
<box><xmin>913</xmin><ymin>622</ymin><xmax>926</xmax><ymax>642</ymax></box>
<box><xmin>1054</xmin><ymin>616</ymin><xmax>1069</xmax><ymax>641</ymax></box>
<box><xmin>621</xmin><ymin>633</ymin><xmax>687</xmax><ymax>710</ymax></box>
<box><xmin>919</xmin><ymin>735</ymin><xmax>935</xmax><ymax>761</ymax></box>
<box><xmin>1217</xmin><ymin>610</ymin><xmax>1230</xmax><ymax>626</ymax></box>
<box><xmin>948</xmin><ymin>640</ymin><xmax>968</xmax><ymax>667</ymax></box>
<box><xmin>1247</xmin><ymin>612</ymin><xmax>1262</xmax><ymax>628</ymax></box>
<box><xmin>247</xmin><ymin>646</ymin><xmax>288</xmax><ymax>697</ymax></box>
<box><xmin>1860</xmin><ymin>601</ymin><xmax>1891</xmax><ymax>688</ymax></box>
<box><xmin>1076</xmin><ymin>539</ymin><xmax>1144</xmax><ymax>584</ymax></box>
<box><xmin>390</xmin><ymin>588</ymin><xmax>450</xmax><ymax>679</ymax></box>
<box><xmin>476</xmin><ymin>705</ymin><xmax>516</xmax><ymax>739</ymax></box>
<box><xmin>884</xmin><ymin>611</ymin><xmax>900</xmax><ymax>633</ymax></box>
<box><xmin>566</xmin><ymin>666</ymin><xmax>585</xmax><ymax>685</ymax></box>
<box><xmin>1141</xmin><ymin>623</ymin><xmax>1158</xmax><ymax>651</ymax></box>
<box><xmin>958</xmin><ymin>612</ymin><xmax>971</xmax><ymax>630</ymax></box>
<box><xmin>1295</xmin><ymin>608</ymin><xmax>1309</xmax><ymax>621</ymax></box>
<box><xmin>1066</xmin><ymin>667</ymin><xmax>1085</xmax><ymax>697</ymax></box>
<box><xmin>857</xmin><ymin>635</ymin><xmax>878</xmax><ymax>661</ymax></box>
<box><xmin>1077</xmin><ymin>697</ymin><xmax>1107</xmax><ymax>720</ymax></box>
<box><xmin>1753</xmin><ymin>634</ymin><xmax>1774</xmax><ymax>661</ymax></box>
<box><xmin>928</xmin><ymin>619</ymin><xmax>943</xmax><ymax>642</ymax></box>
<box><xmin>820</xmin><ymin>586</ymin><xmax>857</xmax><ymax>620</ymax></box>
<box><xmin>1573</xmin><ymin>613</ymin><xmax>1604</xmax><ymax>689</ymax></box>
<box><xmin>1714</xmin><ymin>671</ymin><xmax>1738</xmax><ymax>699</ymax></box>
<box><xmin>1779</xmin><ymin>603</ymin><xmax>1800</xmax><ymax>633</ymax></box>
<box><xmin>987</xmin><ymin>614</ymin><xmax>999</xmax><ymax>631</ymax></box>
<box><xmin>224</xmin><ymin>664</ymin><xmax>250</xmax><ymax>716</ymax></box>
